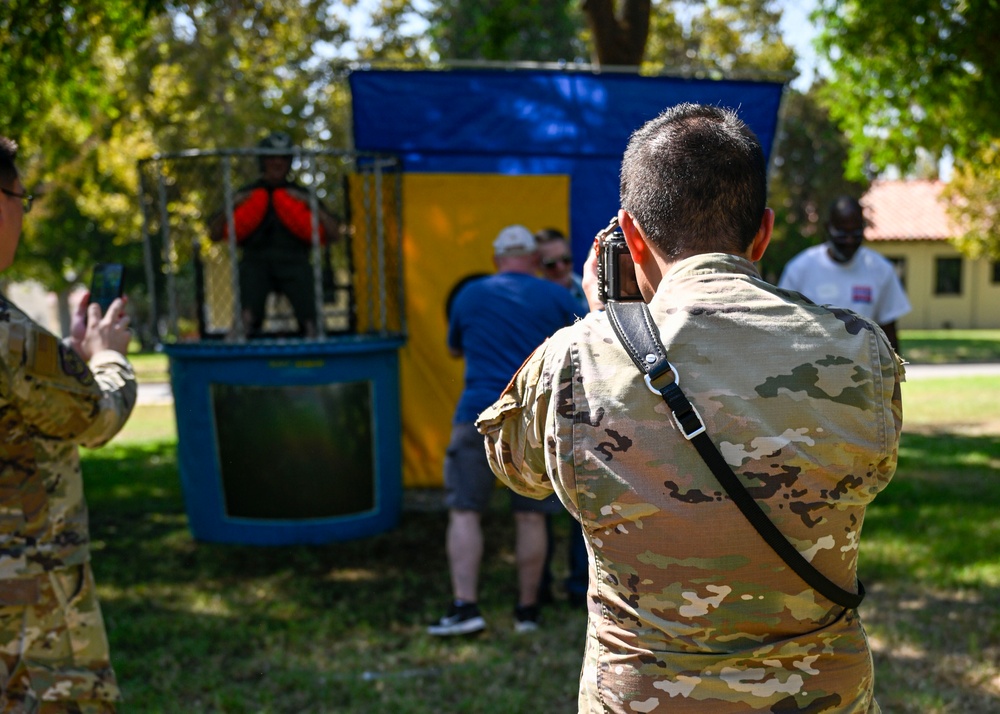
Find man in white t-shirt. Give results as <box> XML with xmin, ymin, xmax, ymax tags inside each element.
<box><xmin>779</xmin><ymin>195</ymin><xmax>910</xmax><ymax>351</ymax></box>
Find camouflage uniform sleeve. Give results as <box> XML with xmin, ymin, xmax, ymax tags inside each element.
<box><xmin>477</xmin><ymin>341</ymin><xmax>554</xmax><ymax>500</ymax></box>
<box><xmin>81</xmin><ymin>348</ymin><xmax>138</xmax><ymax>448</ymax></box>
<box><xmin>876</xmin><ymin>327</ymin><xmax>905</xmax><ymax>491</ymax></box>
<box><xmin>8</xmin><ymin>323</ymin><xmax>136</xmax><ymax>448</ymax></box>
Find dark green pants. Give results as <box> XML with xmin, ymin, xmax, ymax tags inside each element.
<box><xmin>239</xmin><ymin>252</ymin><xmax>316</xmax><ymax>335</ymax></box>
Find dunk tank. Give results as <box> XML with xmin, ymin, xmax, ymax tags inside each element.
<box><xmin>141</xmin><ymin>67</ymin><xmax>785</xmax><ymax>545</ymax></box>
<box><xmin>139</xmin><ymin>146</ymin><xmax>405</xmax><ymax>544</ymax></box>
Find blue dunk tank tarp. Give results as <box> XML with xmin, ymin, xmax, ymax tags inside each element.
<box><xmin>349</xmin><ymin>68</ymin><xmax>785</xmax><ymax>487</ymax></box>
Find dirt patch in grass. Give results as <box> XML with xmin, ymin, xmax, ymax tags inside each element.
<box><xmin>904</xmin><ymin>420</ymin><xmax>1000</xmax><ymax>438</ymax></box>
<box><xmin>864</xmin><ymin>582</ymin><xmax>1000</xmax><ymax>713</ymax></box>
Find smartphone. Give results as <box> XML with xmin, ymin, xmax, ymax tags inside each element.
<box><xmin>89</xmin><ymin>263</ymin><xmax>126</xmax><ymax>313</ymax></box>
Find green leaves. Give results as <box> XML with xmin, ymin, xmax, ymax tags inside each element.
<box><xmin>815</xmin><ymin>0</ymin><xmax>1000</xmax><ymax>257</ymax></box>
<box><xmin>429</xmin><ymin>0</ymin><xmax>585</xmax><ymax>62</ymax></box>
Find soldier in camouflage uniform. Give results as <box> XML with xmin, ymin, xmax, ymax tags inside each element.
<box><xmin>477</xmin><ymin>105</ymin><xmax>904</xmax><ymax>713</ymax></box>
<box><xmin>0</xmin><ymin>137</ymin><xmax>136</xmax><ymax>713</ymax></box>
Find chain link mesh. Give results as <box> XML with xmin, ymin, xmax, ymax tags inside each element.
<box><xmin>138</xmin><ymin>149</ymin><xmax>404</xmax><ymax>343</ymax></box>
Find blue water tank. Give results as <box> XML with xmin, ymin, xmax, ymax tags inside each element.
<box><xmin>165</xmin><ymin>337</ymin><xmax>403</xmax><ymax>544</ymax></box>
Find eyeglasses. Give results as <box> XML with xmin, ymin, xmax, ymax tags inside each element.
<box><xmin>1</xmin><ymin>187</ymin><xmax>33</xmax><ymax>214</ymax></box>
<box><xmin>542</xmin><ymin>256</ymin><xmax>573</xmax><ymax>269</ymax></box>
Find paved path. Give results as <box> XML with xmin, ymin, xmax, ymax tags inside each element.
<box><xmin>137</xmin><ymin>381</ymin><xmax>174</xmax><ymax>405</ymax></box>
<box><xmin>902</xmin><ymin>363</ymin><xmax>1000</xmax><ymax>380</ymax></box>
<box><xmin>135</xmin><ymin>362</ymin><xmax>1000</xmax><ymax>405</ymax></box>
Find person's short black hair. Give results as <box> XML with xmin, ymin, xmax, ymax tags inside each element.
<box><xmin>0</xmin><ymin>136</ymin><xmax>19</xmax><ymax>188</ymax></box>
<box><xmin>619</xmin><ymin>103</ymin><xmax>767</xmax><ymax>258</ymax></box>
<box><xmin>534</xmin><ymin>227</ymin><xmax>566</xmax><ymax>244</ymax></box>
<box><xmin>828</xmin><ymin>195</ymin><xmax>863</xmax><ymax>223</ymax></box>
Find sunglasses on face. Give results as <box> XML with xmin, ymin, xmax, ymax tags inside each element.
<box><xmin>828</xmin><ymin>227</ymin><xmax>864</xmax><ymax>240</ymax></box>
<box><xmin>542</xmin><ymin>256</ymin><xmax>573</xmax><ymax>269</ymax></box>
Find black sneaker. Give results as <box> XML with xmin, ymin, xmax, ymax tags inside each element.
<box><xmin>514</xmin><ymin>604</ymin><xmax>540</xmax><ymax>633</ymax></box>
<box><xmin>427</xmin><ymin>602</ymin><xmax>486</xmax><ymax>636</ymax></box>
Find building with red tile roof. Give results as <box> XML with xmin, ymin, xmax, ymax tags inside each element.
<box><xmin>863</xmin><ymin>179</ymin><xmax>961</xmax><ymax>241</ymax></box>
<box><xmin>861</xmin><ymin>179</ymin><xmax>999</xmax><ymax>330</ymax></box>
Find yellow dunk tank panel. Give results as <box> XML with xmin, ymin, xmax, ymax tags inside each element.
<box><xmin>200</xmin><ymin>171</ymin><xmax>568</xmax><ymax>487</ymax></box>
<box><xmin>384</xmin><ymin>173</ymin><xmax>569</xmax><ymax>487</ymax></box>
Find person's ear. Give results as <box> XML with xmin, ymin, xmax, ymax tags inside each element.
<box><xmin>749</xmin><ymin>208</ymin><xmax>774</xmax><ymax>262</ymax></box>
<box><xmin>618</xmin><ymin>209</ymin><xmax>649</xmax><ymax>265</ymax></box>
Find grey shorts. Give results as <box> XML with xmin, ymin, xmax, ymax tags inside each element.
<box><xmin>444</xmin><ymin>422</ymin><xmax>561</xmax><ymax>514</ymax></box>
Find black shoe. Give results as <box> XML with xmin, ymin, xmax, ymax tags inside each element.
<box><xmin>514</xmin><ymin>604</ymin><xmax>540</xmax><ymax>633</ymax></box>
<box><xmin>427</xmin><ymin>602</ymin><xmax>487</xmax><ymax>636</ymax></box>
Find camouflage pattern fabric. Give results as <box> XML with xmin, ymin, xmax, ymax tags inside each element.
<box><xmin>0</xmin><ymin>564</ymin><xmax>120</xmax><ymax>712</ymax></box>
<box><xmin>478</xmin><ymin>254</ymin><xmax>904</xmax><ymax>713</ymax></box>
<box><xmin>0</xmin><ymin>296</ymin><xmax>135</xmax><ymax>709</ymax></box>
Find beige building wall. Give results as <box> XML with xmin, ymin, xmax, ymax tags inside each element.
<box><xmin>871</xmin><ymin>240</ymin><xmax>1000</xmax><ymax>329</ymax></box>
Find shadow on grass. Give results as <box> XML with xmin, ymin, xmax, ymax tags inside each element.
<box><xmin>859</xmin><ymin>429</ymin><xmax>1000</xmax><ymax>712</ymax></box>
<box><xmin>84</xmin><ymin>442</ymin><xmax>451</xmax><ymax>611</ymax></box>
<box><xmin>861</xmin><ymin>430</ymin><xmax>1000</xmax><ymax>587</ymax></box>
<box><xmin>82</xmin><ymin>434</ymin><xmax>1000</xmax><ymax>712</ymax></box>
<box><xmin>902</xmin><ymin>333</ymin><xmax>1000</xmax><ymax>364</ymax></box>
<box><xmin>82</xmin><ymin>442</ymin><xmax>585</xmax><ymax>712</ymax></box>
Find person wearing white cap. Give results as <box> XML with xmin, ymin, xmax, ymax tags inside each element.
<box><xmin>428</xmin><ymin>224</ymin><xmax>581</xmax><ymax>636</ymax></box>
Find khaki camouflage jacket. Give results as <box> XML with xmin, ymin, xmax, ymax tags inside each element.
<box><xmin>478</xmin><ymin>254</ymin><xmax>904</xmax><ymax>714</ymax></box>
<box><xmin>0</xmin><ymin>296</ymin><xmax>136</xmax><ymax>597</ymax></box>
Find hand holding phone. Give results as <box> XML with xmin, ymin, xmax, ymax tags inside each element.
<box><xmin>89</xmin><ymin>263</ymin><xmax>126</xmax><ymax>314</ymax></box>
<box><xmin>68</xmin><ymin>263</ymin><xmax>130</xmax><ymax>361</ymax></box>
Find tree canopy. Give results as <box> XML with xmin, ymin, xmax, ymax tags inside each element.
<box><xmin>0</xmin><ymin>0</ymin><xmax>165</xmax><ymax>137</ymax></box>
<box><xmin>762</xmin><ymin>84</ymin><xmax>868</xmax><ymax>282</ymax></box>
<box><xmin>815</xmin><ymin>0</ymin><xmax>1000</xmax><ymax>258</ymax></box>
<box><xmin>428</xmin><ymin>0</ymin><xmax>585</xmax><ymax>62</ymax></box>
<box><xmin>4</xmin><ymin>0</ymin><xmax>853</xmax><ymax>320</ymax></box>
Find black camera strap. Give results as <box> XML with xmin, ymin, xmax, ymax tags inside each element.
<box><xmin>604</xmin><ymin>300</ymin><xmax>864</xmax><ymax>609</ymax></box>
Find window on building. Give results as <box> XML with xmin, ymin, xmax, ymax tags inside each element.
<box><xmin>992</xmin><ymin>261</ymin><xmax>1000</xmax><ymax>284</ymax></box>
<box><xmin>934</xmin><ymin>257</ymin><xmax>963</xmax><ymax>295</ymax></box>
<box><xmin>886</xmin><ymin>256</ymin><xmax>907</xmax><ymax>290</ymax></box>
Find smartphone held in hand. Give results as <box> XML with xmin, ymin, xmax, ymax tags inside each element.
<box><xmin>89</xmin><ymin>263</ymin><xmax>126</xmax><ymax>313</ymax></box>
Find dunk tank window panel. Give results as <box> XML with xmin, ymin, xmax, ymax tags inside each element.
<box><xmin>211</xmin><ymin>381</ymin><xmax>376</xmax><ymax>520</ymax></box>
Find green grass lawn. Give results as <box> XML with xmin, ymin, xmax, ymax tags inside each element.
<box><xmin>901</xmin><ymin>329</ymin><xmax>1000</xmax><ymax>364</ymax></box>
<box><xmin>902</xmin><ymin>375</ymin><xmax>1000</xmax><ymax>426</ymax></box>
<box><xmin>83</xmin><ymin>340</ymin><xmax>1000</xmax><ymax>712</ymax></box>
<box><xmin>126</xmin><ymin>329</ymin><xmax>1000</xmax><ymax>380</ymax></box>
<box><xmin>128</xmin><ymin>350</ymin><xmax>170</xmax><ymax>383</ymax></box>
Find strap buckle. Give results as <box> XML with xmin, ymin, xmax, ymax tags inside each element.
<box><xmin>672</xmin><ymin>404</ymin><xmax>706</xmax><ymax>440</ymax></box>
<box><xmin>643</xmin><ymin>362</ymin><xmax>706</xmax><ymax>440</ymax></box>
<box><xmin>643</xmin><ymin>360</ymin><xmax>678</xmax><ymax>394</ymax></box>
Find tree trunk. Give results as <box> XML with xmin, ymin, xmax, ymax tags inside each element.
<box><xmin>581</xmin><ymin>0</ymin><xmax>651</xmax><ymax>68</ymax></box>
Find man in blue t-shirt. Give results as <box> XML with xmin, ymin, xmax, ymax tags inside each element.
<box><xmin>428</xmin><ymin>225</ymin><xmax>580</xmax><ymax>637</ymax></box>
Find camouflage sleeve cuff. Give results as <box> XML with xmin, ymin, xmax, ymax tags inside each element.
<box><xmin>78</xmin><ymin>350</ymin><xmax>137</xmax><ymax>448</ymax></box>
<box><xmin>477</xmin><ymin>344</ymin><xmax>552</xmax><ymax>499</ymax></box>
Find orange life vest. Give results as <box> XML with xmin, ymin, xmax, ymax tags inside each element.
<box><xmin>219</xmin><ymin>188</ymin><xmax>269</xmax><ymax>243</ymax></box>
<box><xmin>272</xmin><ymin>188</ymin><xmax>328</xmax><ymax>245</ymax></box>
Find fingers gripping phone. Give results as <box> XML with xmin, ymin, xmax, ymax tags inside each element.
<box><xmin>596</xmin><ymin>218</ymin><xmax>642</xmax><ymax>302</ymax></box>
<box><xmin>89</xmin><ymin>263</ymin><xmax>126</xmax><ymax>313</ymax></box>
